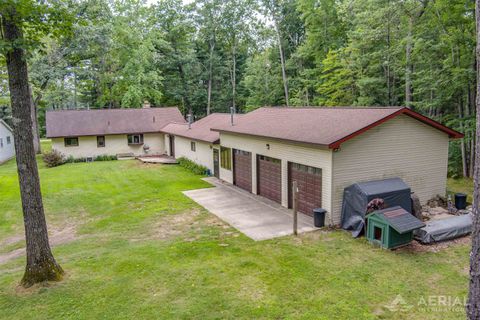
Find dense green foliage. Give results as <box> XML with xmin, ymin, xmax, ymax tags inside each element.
<box><xmin>177</xmin><ymin>156</ymin><xmax>209</xmax><ymax>175</ymax></box>
<box><xmin>0</xmin><ymin>0</ymin><xmax>476</xmax><ymax>176</ymax></box>
<box><xmin>0</xmin><ymin>147</ymin><xmax>471</xmax><ymax>319</ymax></box>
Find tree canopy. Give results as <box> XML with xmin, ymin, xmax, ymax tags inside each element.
<box><xmin>0</xmin><ymin>0</ymin><xmax>476</xmax><ymax>176</ymax></box>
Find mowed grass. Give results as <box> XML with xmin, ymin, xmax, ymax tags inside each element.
<box><xmin>0</xmin><ymin>142</ymin><xmax>471</xmax><ymax>319</ymax></box>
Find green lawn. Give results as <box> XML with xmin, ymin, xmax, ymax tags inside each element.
<box><xmin>0</xmin><ymin>144</ymin><xmax>470</xmax><ymax>319</ymax></box>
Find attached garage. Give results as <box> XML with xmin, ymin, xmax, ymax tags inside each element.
<box><xmin>288</xmin><ymin>162</ymin><xmax>322</xmax><ymax>216</ymax></box>
<box><xmin>257</xmin><ymin>155</ymin><xmax>282</xmax><ymax>204</ymax></box>
<box><xmin>233</xmin><ymin>149</ymin><xmax>252</xmax><ymax>192</ymax></box>
<box><xmin>213</xmin><ymin>107</ymin><xmax>463</xmax><ymax>226</ymax></box>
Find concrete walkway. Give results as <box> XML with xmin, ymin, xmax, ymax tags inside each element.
<box><xmin>183</xmin><ymin>177</ymin><xmax>317</xmax><ymax>241</ymax></box>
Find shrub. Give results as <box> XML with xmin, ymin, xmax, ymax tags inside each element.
<box><xmin>94</xmin><ymin>155</ymin><xmax>117</xmax><ymax>161</ymax></box>
<box><xmin>65</xmin><ymin>156</ymin><xmax>86</xmax><ymax>163</ymax></box>
<box><xmin>177</xmin><ymin>157</ymin><xmax>208</xmax><ymax>175</ymax></box>
<box><xmin>42</xmin><ymin>150</ymin><xmax>65</xmax><ymax>168</ymax></box>
<box><xmin>64</xmin><ymin>155</ymin><xmax>117</xmax><ymax>164</ymax></box>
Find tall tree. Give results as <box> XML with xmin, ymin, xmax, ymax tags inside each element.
<box><xmin>263</xmin><ymin>0</ymin><xmax>290</xmax><ymax>106</ymax></box>
<box><xmin>467</xmin><ymin>1</ymin><xmax>480</xmax><ymax>316</ymax></box>
<box><xmin>0</xmin><ymin>0</ymin><xmax>67</xmax><ymax>287</ymax></box>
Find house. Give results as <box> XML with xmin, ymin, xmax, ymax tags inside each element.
<box><xmin>46</xmin><ymin>104</ymin><xmax>463</xmax><ymax>228</ymax></box>
<box><xmin>210</xmin><ymin>107</ymin><xmax>463</xmax><ymax>226</ymax></box>
<box><xmin>0</xmin><ymin>119</ymin><xmax>14</xmax><ymax>163</ymax></box>
<box><xmin>161</xmin><ymin>113</ymin><xmax>243</xmax><ymax>176</ymax></box>
<box><xmin>46</xmin><ymin>106</ymin><xmax>185</xmax><ymax>158</ymax></box>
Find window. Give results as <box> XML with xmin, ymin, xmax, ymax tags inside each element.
<box><xmin>0</xmin><ymin>138</ymin><xmax>3</xmax><ymax>148</ymax></box>
<box><xmin>191</xmin><ymin>141</ymin><xmax>196</xmax><ymax>152</ymax></box>
<box><xmin>258</xmin><ymin>155</ymin><xmax>281</xmax><ymax>164</ymax></box>
<box><xmin>127</xmin><ymin>134</ymin><xmax>144</xmax><ymax>145</ymax></box>
<box><xmin>97</xmin><ymin>136</ymin><xmax>105</xmax><ymax>148</ymax></box>
<box><xmin>6</xmin><ymin>136</ymin><xmax>11</xmax><ymax>144</ymax></box>
<box><xmin>220</xmin><ymin>147</ymin><xmax>231</xmax><ymax>170</ymax></box>
<box><xmin>64</xmin><ymin>137</ymin><xmax>79</xmax><ymax>147</ymax></box>
<box><xmin>291</xmin><ymin>163</ymin><xmax>321</xmax><ymax>175</ymax></box>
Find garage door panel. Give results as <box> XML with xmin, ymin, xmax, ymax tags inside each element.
<box><xmin>233</xmin><ymin>149</ymin><xmax>252</xmax><ymax>192</ymax></box>
<box><xmin>289</xmin><ymin>162</ymin><xmax>322</xmax><ymax>216</ymax></box>
<box><xmin>257</xmin><ymin>155</ymin><xmax>282</xmax><ymax>204</ymax></box>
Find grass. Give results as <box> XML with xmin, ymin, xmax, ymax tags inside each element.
<box><xmin>0</xmin><ymin>142</ymin><xmax>471</xmax><ymax>319</ymax></box>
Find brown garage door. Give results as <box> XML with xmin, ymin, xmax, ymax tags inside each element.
<box><xmin>233</xmin><ymin>149</ymin><xmax>252</xmax><ymax>192</ymax></box>
<box><xmin>288</xmin><ymin>162</ymin><xmax>322</xmax><ymax>216</ymax></box>
<box><xmin>257</xmin><ymin>155</ymin><xmax>282</xmax><ymax>204</ymax></box>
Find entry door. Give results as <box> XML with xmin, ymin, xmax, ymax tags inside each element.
<box><xmin>288</xmin><ymin>162</ymin><xmax>322</xmax><ymax>216</ymax></box>
<box><xmin>257</xmin><ymin>155</ymin><xmax>282</xmax><ymax>204</ymax></box>
<box><xmin>213</xmin><ymin>149</ymin><xmax>220</xmax><ymax>178</ymax></box>
<box><xmin>233</xmin><ymin>149</ymin><xmax>252</xmax><ymax>192</ymax></box>
<box><xmin>169</xmin><ymin>135</ymin><xmax>175</xmax><ymax>157</ymax></box>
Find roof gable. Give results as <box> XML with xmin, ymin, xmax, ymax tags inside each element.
<box><xmin>46</xmin><ymin>107</ymin><xmax>185</xmax><ymax>138</ymax></box>
<box><xmin>0</xmin><ymin>119</ymin><xmax>13</xmax><ymax>133</ymax></box>
<box><xmin>211</xmin><ymin>107</ymin><xmax>463</xmax><ymax>148</ymax></box>
<box><xmin>368</xmin><ymin>206</ymin><xmax>425</xmax><ymax>234</ymax></box>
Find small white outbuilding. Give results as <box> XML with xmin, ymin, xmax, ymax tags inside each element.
<box><xmin>0</xmin><ymin>119</ymin><xmax>15</xmax><ymax>164</ymax></box>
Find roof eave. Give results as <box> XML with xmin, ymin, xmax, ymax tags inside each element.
<box><xmin>0</xmin><ymin>119</ymin><xmax>13</xmax><ymax>132</ymax></box>
<box><xmin>161</xmin><ymin>131</ymin><xmax>217</xmax><ymax>144</ymax></box>
<box><xmin>212</xmin><ymin>129</ymin><xmax>330</xmax><ymax>149</ymax></box>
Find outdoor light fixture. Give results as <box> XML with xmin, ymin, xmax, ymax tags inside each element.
<box><xmin>266</xmin><ymin>143</ymin><xmax>270</xmax><ymax>150</ymax></box>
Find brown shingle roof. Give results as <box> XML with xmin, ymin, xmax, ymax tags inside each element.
<box><xmin>46</xmin><ymin>107</ymin><xmax>185</xmax><ymax>138</ymax></box>
<box><xmin>211</xmin><ymin>107</ymin><xmax>463</xmax><ymax>148</ymax></box>
<box><xmin>162</xmin><ymin>113</ymin><xmax>243</xmax><ymax>143</ymax></box>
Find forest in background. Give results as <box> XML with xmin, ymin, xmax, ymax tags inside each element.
<box><xmin>0</xmin><ymin>0</ymin><xmax>476</xmax><ymax>178</ymax></box>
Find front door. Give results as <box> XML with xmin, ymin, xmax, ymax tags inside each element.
<box><xmin>213</xmin><ymin>149</ymin><xmax>220</xmax><ymax>178</ymax></box>
<box><xmin>169</xmin><ymin>135</ymin><xmax>175</xmax><ymax>157</ymax></box>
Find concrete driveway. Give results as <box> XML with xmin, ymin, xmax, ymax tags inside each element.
<box><xmin>183</xmin><ymin>177</ymin><xmax>317</xmax><ymax>241</ymax></box>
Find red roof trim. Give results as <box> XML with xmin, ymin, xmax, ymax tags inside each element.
<box><xmin>328</xmin><ymin>108</ymin><xmax>464</xmax><ymax>149</ymax></box>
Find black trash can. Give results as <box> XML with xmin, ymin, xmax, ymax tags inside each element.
<box><xmin>313</xmin><ymin>208</ymin><xmax>326</xmax><ymax>228</ymax></box>
<box><xmin>455</xmin><ymin>193</ymin><xmax>467</xmax><ymax>210</ymax></box>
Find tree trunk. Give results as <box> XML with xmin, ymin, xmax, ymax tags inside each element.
<box><xmin>29</xmin><ymin>86</ymin><xmax>41</xmax><ymax>154</ymax></box>
<box><xmin>231</xmin><ymin>43</ymin><xmax>236</xmax><ymax>113</ymax></box>
<box><xmin>207</xmin><ymin>39</ymin><xmax>215</xmax><ymax>115</ymax></box>
<box><xmin>467</xmin><ymin>0</ymin><xmax>480</xmax><ymax>316</ymax></box>
<box><xmin>273</xmin><ymin>18</ymin><xmax>289</xmax><ymax>107</ymax></box>
<box><xmin>2</xmin><ymin>6</ymin><xmax>63</xmax><ymax>288</ymax></box>
<box><xmin>405</xmin><ymin>16</ymin><xmax>413</xmax><ymax>107</ymax></box>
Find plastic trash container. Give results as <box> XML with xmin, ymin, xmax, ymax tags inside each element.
<box><xmin>313</xmin><ymin>208</ymin><xmax>327</xmax><ymax>228</ymax></box>
<box><xmin>455</xmin><ymin>193</ymin><xmax>467</xmax><ymax>210</ymax></box>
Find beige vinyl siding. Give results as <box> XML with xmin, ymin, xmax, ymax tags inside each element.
<box><xmin>52</xmin><ymin>133</ymin><xmax>166</xmax><ymax>158</ymax></box>
<box><xmin>331</xmin><ymin>114</ymin><xmax>450</xmax><ymax>225</ymax></box>
<box><xmin>172</xmin><ymin>136</ymin><xmax>215</xmax><ymax>171</ymax></box>
<box><xmin>219</xmin><ymin>133</ymin><xmax>334</xmax><ymax>223</ymax></box>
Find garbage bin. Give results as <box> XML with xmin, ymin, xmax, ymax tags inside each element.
<box><xmin>455</xmin><ymin>193</ymin><xmax>467</xmax><ymax>210</ymax></box>
<box><xmin>313</xmin><ymin>208</ymin><xmax>326</xmax><ymax>228</ymax></box>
